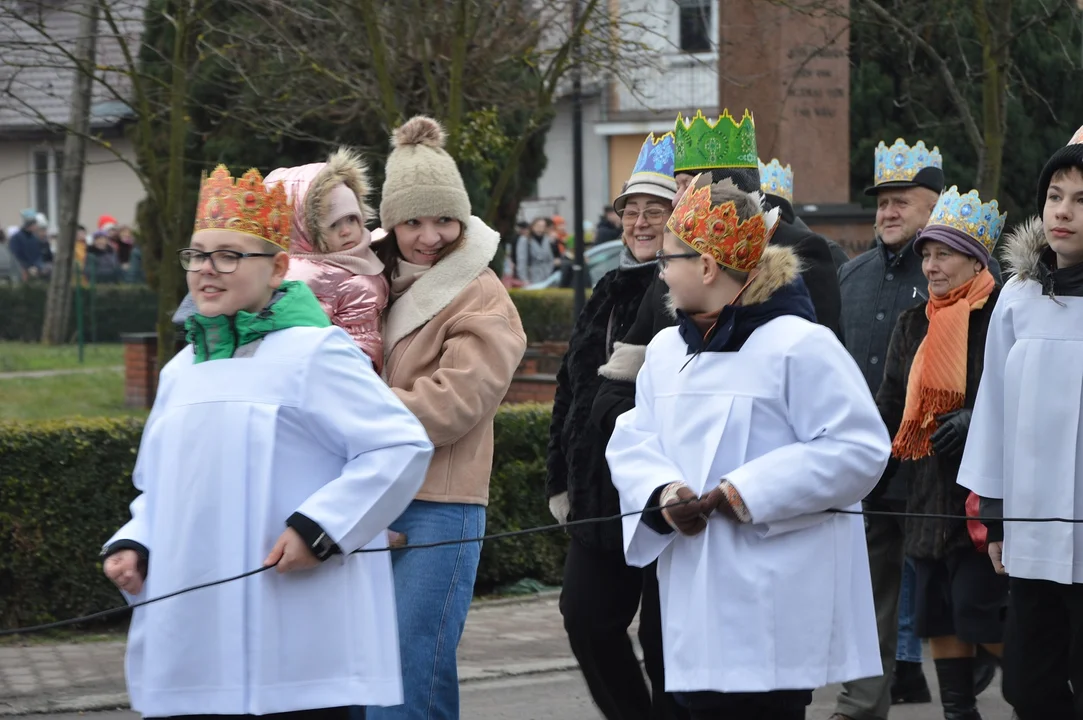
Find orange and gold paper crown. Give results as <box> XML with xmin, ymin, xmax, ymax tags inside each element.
<box><xmin>666</xmin><ymin>174</ymin><xmax>780</xmax><ymax>273</ymax></box>
<box><xmin>194</xmin><ymin>165</ymin><xmax>292</xmax><ymax>251</ymax></box>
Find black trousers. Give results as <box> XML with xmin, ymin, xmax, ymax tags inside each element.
<box><xmin>675</xmin><ymin>689</ymin><xmax>812</xmax><ymax>720</ymax></box>
<box><xmin>1002</xmin><ymin>577</ymin><xmax>1083</xmax><ymax>719</ymax></box>
<box><xmin>148</xmin><ymin>709</ymin><xmax>354</xmax><ymax>719</ymax></box>
<box><xmin>560</xmin><ymin>538</ymin><xmax>688</xmax><ymax>720</ymax></box>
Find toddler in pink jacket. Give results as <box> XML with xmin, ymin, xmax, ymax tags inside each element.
<box><xmin>266</xmin><ymin>148</ymin><xmax>389</xmax><ymax>371</ymax></box>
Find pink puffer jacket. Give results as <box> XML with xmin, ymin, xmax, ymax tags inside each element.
<box><xmin>265</xmin><ymin>149</ymin><xmax>388</xmax><ymax>371</ymax></box>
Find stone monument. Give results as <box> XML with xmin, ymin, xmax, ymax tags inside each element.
<box><xmin>717</xmin><ymin>0</ymin><xmax>873</xmax><ymax>252</ymax></box>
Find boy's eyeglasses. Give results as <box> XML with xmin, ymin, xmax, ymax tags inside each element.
<box><xmin>655</xmin><ymin>250</ymin><xmax>700</xmax><ymax>269</ymax></box>
<box><xmin>619</xmin><ymin>207</ymin><xmax>669</xmax><ymax>225</ymax></box>
<box><xmin>178</xmin><ymin>249</ymin><xmax>278</xmax><ymax>274</ymax></box>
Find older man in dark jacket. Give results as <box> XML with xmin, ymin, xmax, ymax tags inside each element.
<box><xmin>831</xmin><ymin>140</ymin><xmax>1001</xmax><ymax>720</ymax></box>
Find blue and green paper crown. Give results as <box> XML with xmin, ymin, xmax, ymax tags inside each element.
<box><xmin>758</xmin><ymin>158</ymin><xmax>793</xmax><ymax>202</ymax></box>
<box><xmin>927</xmin><ymin>186</ymin><xmax>1006</xmax><ymax>251</ymax></box>
<box><xmin>873</xmin><ymin>138</ymin><xmax>942</xmax><ymax>187</ymax></box>
<box><xmin>631</xmin><ymin>132</ymin><xmax>676</xmax><ymax>179</ymax></box>
<box><xmin>673</xmin><ymin>110</ymin><xmax>758</xmax><ymax>173</ymax></box>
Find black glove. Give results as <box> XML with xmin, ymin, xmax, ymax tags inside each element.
<box><xmin>931</xmin><ymin>408</ymin><xmax>972</xmax><ymax>458</ymax></box>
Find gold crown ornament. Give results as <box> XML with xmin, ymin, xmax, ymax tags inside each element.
<box><xmin>926</xmin><ymin>186</ymin><xmax>1006</xmax><ymax>253</ymax></box>
<box><xmin>666</xmin><ymin>174</ymin><xmax>781</xmax><ymax>273</ymax></box>
<box><xmin>194</xmin><ymin>165</ymin><xmax>293</xmax><ymax>251</ymax></box>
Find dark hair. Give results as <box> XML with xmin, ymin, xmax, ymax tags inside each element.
<box><xmin>375</xmin><ymin>221</ymin><xmax>467</xmax><ymax>286</ymax></box>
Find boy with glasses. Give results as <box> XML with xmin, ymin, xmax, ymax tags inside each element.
<box><xmin>102</xmin><ymin>165</ymin><xmax>433</xmax><ymax>719</ymax></box>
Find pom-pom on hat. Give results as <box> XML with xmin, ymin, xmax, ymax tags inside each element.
<box><xmin>379</xmin><ymin>116</ymin><xmax>472</xmax><ymax>230</ymax></box>
<box><xmin>1036</xmin><ymin>123</ymin><xmax>1083</xmax><ymax>211</ymax></box>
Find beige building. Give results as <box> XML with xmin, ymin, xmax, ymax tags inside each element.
<box><xmin>0</xmin><ymin>0</ymin><xmax>146</xmax><ymax>235</ymax></box>
<box><xmin>532</xmin><ymin>0</ymin><xmax>719</xmax><ymax>222</ymax></box>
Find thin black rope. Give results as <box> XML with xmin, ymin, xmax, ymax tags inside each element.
<box><xmin>1</xmin><ymin>503</ymin><xmax>1073</xmax><ymax>637</ymax></box>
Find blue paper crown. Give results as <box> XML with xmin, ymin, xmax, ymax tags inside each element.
<box><xmin>758</xmin><ymin>158</ymin><xmax>793</xmax><ymax>202</ymax></box>
<box><xmin>927</xmin><ymin>186</ymin><xmax>1006</xmax><ymax>251</ymax></box>
<box><xmin>631</xmin><ymin>132</ymin><xmax>676</xmax><ymax>179</ymax></box>
<box><xmin>873</xmin><ymin>138</ymin><xmax>943</xmax><ymax>186</ymax></box>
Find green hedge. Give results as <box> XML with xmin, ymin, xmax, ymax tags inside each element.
<box><xmin>508</xmin><ymin>288</ymin><xmax>578</xmax><ymax>343</ymax></box>
<box><xmin>0</xmin><ymin>284</ymin><xmax>575</xmax><ymax>344</ymax></box>
<box><xmin>0</xmin><ymin>283</ymin><xmax>158</xmax><ymax>343</ymax></box>
<box><xmin>0</xmin><ymin>404</ymin><xmax>562</xmax><ymax>629</ymax></box>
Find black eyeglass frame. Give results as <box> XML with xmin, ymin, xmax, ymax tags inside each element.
<box><xmin>177</xmin><ymin>248</ymin><xmax>279</xmax><ymax>274</ymax></box>
<box><xmin>655</xmin><ymin>250</ymin><xmax>701</xmax><ymax>269</ymax></box>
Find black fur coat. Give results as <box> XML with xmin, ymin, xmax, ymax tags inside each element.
<box><xmin>546</xmin><ymin>260</ymin><xmax>655</xmax><ymax>551</ymax></box>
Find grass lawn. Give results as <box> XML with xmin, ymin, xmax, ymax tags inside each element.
<box><xmin>0</xmin><ymin>341</ymin><xmax>124</xmax><ymax>373</ymax></box>
<box><xmin>0</xmin><ymin>368</ymin><xmax>146</xmax><ymax>421</ymax></box>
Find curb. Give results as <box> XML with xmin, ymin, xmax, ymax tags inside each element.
<box><xmin>0</xmin><ymin>655</ymin><xmax>586</xmax><ymax>716</ymax></box>
<box><xmin>470</xmin><ymin>589</ymin><xmax>560</xmax><ymax>608</ymax></box>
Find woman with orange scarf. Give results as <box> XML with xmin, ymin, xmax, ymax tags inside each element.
<box><xmin>876</xmin><ymin>187</ymin><xmax>1008</xmax><ymax>720</ymax></box>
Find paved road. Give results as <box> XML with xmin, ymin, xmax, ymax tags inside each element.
<box><xmin>26</xmin><ymin>667</ymin><xmax>1015</xmax><ymax>720</ymax></box>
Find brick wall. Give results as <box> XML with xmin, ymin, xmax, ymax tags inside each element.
<box><xmin>502</xmin><ymin>375</ymin><xmax>558</xmax><ymax>405</ymax></box>
<box><xmin>120</xmin><ymin>332</ymin><xmax>187</xmax><ymax>409</ymax></box>
<box><xmin>122</xmin><ymin>333</ymin><xmax>158</xmax><ymax>409</ymax></box>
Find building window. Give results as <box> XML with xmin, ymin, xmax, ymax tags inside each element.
<box><xmin>678</xmin><ymin>0</ymin><xmax>713</xmax><ymax>54</ymax></box>
<box><xmin>29</xmin><ymin>147</ymin><xmax>62</xmax><ymax>230</ymax></box>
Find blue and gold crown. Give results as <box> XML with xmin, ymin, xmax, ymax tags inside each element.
<box><xmin>927</xmin><ymin>186</ymin><xmax>1006</xmax><ymax>250</ymax></box>
<box><xmin>873</xmin><ymin>138</ymin><xmax>942</xmax><ymax>187</ymax></box>
<box><xmin>631</xmin><ymin>132</ymin><xmax>676</xmax><ymax>179</ymax></box>
<box><xmin>758</xmin><ymin>158</ymin><xmax>793</xmax><ymax>202</ymax></box>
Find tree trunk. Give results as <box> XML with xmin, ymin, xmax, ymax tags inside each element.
<box><xmin>156</xmin><ymin>0</ymin><xmax>196</xmax><ymax>371</ymax></box>
<box><xmin>974</xmin><ymin>0</ymin><xmax>1012</xmax><ymax>199</ymax></box>
<box><xmin>41</xmin><ymin>0</ymin><xmax>99</xmax><ymax>345</ymax></box>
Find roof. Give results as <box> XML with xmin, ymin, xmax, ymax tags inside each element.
<box><xmin>0</xmin><ymin>0</ymin><xmax>146</xmax><ymax>135</ymax></box>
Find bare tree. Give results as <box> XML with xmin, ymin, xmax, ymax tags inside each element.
<box><xmin>0</xmin><ymin>0</ymin><xmax>658</xmax><ymax>366</ymax></box>
<box><xmin>41</xmin><ymin>0</ymin><xmax>99</xmax><ymax>345</ymax></box>
<box><xmin>850</xmin><ymin>0</ymin><xmax>1073</xmax><ymax>198</ymax></box>
<box><xmin>208</xmin><ymin>0</ymin><xmax>661</xmax><ymax>223</ymax></box>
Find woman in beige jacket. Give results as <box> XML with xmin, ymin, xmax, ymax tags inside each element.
<box><xmin>369</xmin><ymin>116</ymin><xmax>527</xmax><ymax>720</ymax></box>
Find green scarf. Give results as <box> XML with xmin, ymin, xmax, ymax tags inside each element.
<box><xmin>185</xmin><ymin>280</ymin><xmax>330</xmax><ymax>363</ymax></box>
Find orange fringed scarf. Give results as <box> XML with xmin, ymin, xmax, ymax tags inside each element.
<box><xmin>891</xmin><ymin>269</ymin><xmax>997</xmax><ymax>460</ymax></box>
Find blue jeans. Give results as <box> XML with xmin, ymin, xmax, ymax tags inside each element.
<box><xmin>367</xmin><ymin>500</ymin><xmax>486</xmax><ymax>720</ymax></box>
<box><xmin>896</xmin><ymin>556</ymin><xmax>924</xmax><ymax>663</ymax></box>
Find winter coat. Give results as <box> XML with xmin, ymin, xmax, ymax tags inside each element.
<box><xmin>0</xmin><ymin>241</ymin><xmax>20</xmax><ymax>283</ymax></box>
<box><xmin>766</xmin><ymin>193</ymin><xmax>850</xmax><ymax>270</ymax></box>
<box><xmin>381</xmin><ymin>216</ymin><xmax>527</xmax><ymax>506</ymax></box>
<box><xmin>838</xmin><ymin>237</ymin><xmax>1002</xmax><ymax>501</ymax></box>
<box><xmin>515</xmin><ymin>233</ymin><xmax>556</xmax><ymax>285</ymax></box>
<box><xmin>876</xmin><ymin>287</ymin><xmax>1001</xmax><ymax>559</ymax></box>
<box><xmin>591</xmin><ymin>218</ymin><xmax>843</xmax><ymax>435</ymax></box>
<box><xmin>546</xmin><ymin>254</ymin><xmax>656</xmax><ymax>550</ymax></box>
<box><xmin>9</xmin><ymin>228</ymin><xmax>42</xmax><ymax>272</ymax></box>
<box><xmin>85</xmin><ymin>247</ymin><xmax>123</xmax><ymax>283</ymax></box>
<box><xmin>594</xmin><ymin>217</ymin><xmax>622</xmax><ymax>244</ymax></box>
<box><xmin>266</xmin><ymin>149</ymin><xmax>389</xmax><ymax>370</ymax></box>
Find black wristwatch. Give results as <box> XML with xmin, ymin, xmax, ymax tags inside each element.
<box><xmin>309</xmin><ymin>531</ymin><xmax>338</xmax><ymax>562</ymax></box>
<box><xmin>286</xmin><ymin>512</ymin><xmax>341</xmax><ymax>562</ymax></box>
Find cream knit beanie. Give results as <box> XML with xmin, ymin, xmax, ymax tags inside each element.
<box><xmin>379</xmin><ymin>116</ymin><xmax>472</xmax><ymax>230</ymax></box>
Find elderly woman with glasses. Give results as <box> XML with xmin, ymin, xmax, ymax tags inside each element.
<box><xmin>546</xmin><ymin>132</ymin><xmax>689</xmax><ymax>720</ymax></box>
